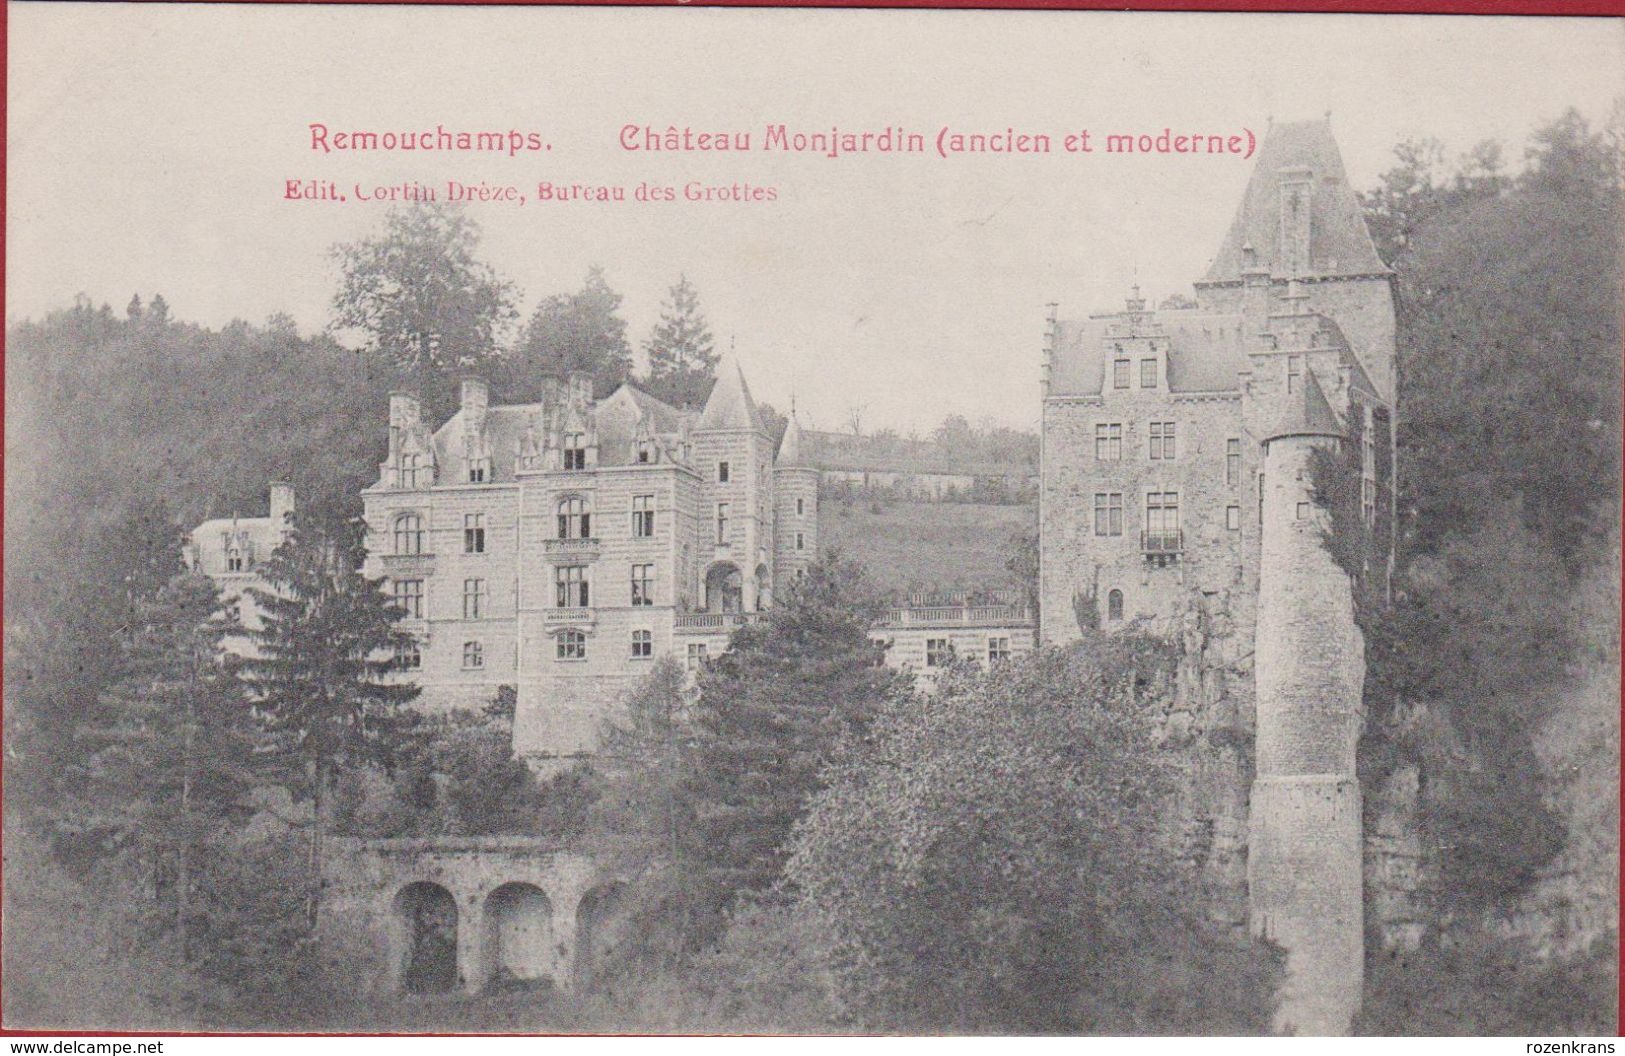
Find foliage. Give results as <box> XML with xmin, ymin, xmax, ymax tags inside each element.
<box><xmin>642</xmin><ymin>274</ymin><xmax>719</xmax><ymax>409</ymax></box>
<box><xmin>500</xmin><ymin>265</ymin><xmax>634</xmax><ymax>400</ymax></box>
<box><xmin>786</xmin><ymin>640</ymin><xmax>1281</xmax><ymax>1033</ymax></box>
<box><xmin>1356</xmin><ymin>931</ymin><xmax>1618</xmax><ymax>1036</ymax></box>
<box><xmin>329</xmin><ymin>203</ymin><xmax>519</xmax><ymax>408</ymax></box>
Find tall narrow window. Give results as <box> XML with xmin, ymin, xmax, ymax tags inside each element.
<box><xmin>1146</xmin><ymin>492</ymin><xmax>1181</xmax><ymax>550</ymax></box>
<box><xmin>686</xmin><ymin>642</ymin><xmax>708</xmax><ymax>670</ymax></box>
<box><xmin>630</xmin><ymin>630</ymin><xmax>653</xmax><ymax>658</ymax></box>
<box><xmin>796</xmin><ymin>532</ymin><xmax>805</xmax><ymax>550</ymax></box>
<box><xmin>394</xmin><ymin>513</ymin><xmax>425</xmax><ymax>555</ymax></box>
<box><xmin>556</xmin><ymin>630</ymin><xmax>586</xmax><ymax>660</ymax></box>
<box><xmin>462</xmin><ymin>578</ymin><xmax>486</xmax><ymax>620</ymax></box>
<box><xmin>632</xmin><ymin>495</ymin><xmax>655</xmax><ymax>538</ymax></box>
<box><xmin>631</xmin><ymin>564</ymin><xmax>654</xmax><ymax>607</ymax></box>
<box><xmin>555</xmin><ymin>565</ymin><xmax>589</xmax><ymax>608</ymax></box>
<box><xmin>1361</xmin><ymin>406</ymin><xmax>1377</xmax><ymax>526</ymax></box>
<box><xmin>558</xmin><ymin>497</ymin><xmax>590</xmax><ymax>539</ymax></box>
<box><xmin>1226</xmin><ymin>438</ymin><xmax>1242</xmax><ymax>486</ymax></box>
<box><xmin>393</xmin><ymin>579</ymin><xmax>425</xmax><ymax>619</ymax></box>
<box><xmin>796</xmin><ymin>497</ymin><xmax>805</xmax><ymax>516</ymax></box>
<box><xmin>1107</xmin><ymin>589</ymin><xmax>1124</xmax><ymax>621</ymax></box>
<box><xmin>1286</xmin><ymin>355</ymin><xmax>1302</xmax><ymax>394</ymax></box>
<box><xmin>401</xmin><ymin>453</ymin><xmax>422</xmax><ymax>489</ymax></box>
<box><xmin>462</xmin><ymin>641</ymin><xmax>484</xmax><ymax>669</ymax></box>
<box><xmin>1094</xmin><ymin>423</ymin><xmax>1122</xmax><ymax>461</ymax></box>
<box><xmin>1093</xmin><ymin>493</ymin><xmax>1124</xmax><ymax>537</ymax></box>
<box><xmin>464</xmin><ymin>513</ymin><xmax>485</xmax><ymax>553</ymax></box>
<box><xmin>1139</xmin><ymin>358</ymin><xmax>1158</xmax><ymax>388</ymax></box>
<box><xmin>716</xmin><ymin>503</ymin><xmax>730</xmax><ymax>544</ymax></box>
<box><xmin>1226</xmin><ymin>505</ymin><xmax>1241</xmax><ymax>530</ymax></box>
<box><xmin>718</xmin><ymin>461</ymin><xmax>731</xmax><ymax>483</ymax></box>
<box><xmin>1113</xmin><ymin>359</ymin><xmax>1131</xmax><ymax>389</ymax></box>
<box><xmin>1149</xmin><ymin>422</ymin><xmax>1176</xmax><ymax>460</ymax></box>
<box><xmin>563</xmin><ymin>432</ymin><xmax>587</xmax><ymax>470</ymax></box>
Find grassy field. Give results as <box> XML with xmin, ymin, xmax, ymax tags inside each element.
<box><xmin>818</xmin><ymin>497</ymin><xmax>1033</xmax><ymax>597</ymax></box>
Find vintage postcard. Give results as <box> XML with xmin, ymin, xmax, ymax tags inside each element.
<box><xmin>4</xmin><ymin>2</ymin><xmax>1621</xmax><ymax>1039</ymax></box>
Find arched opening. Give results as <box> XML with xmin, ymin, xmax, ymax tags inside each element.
<box><xmin>575</xmin><ymin>882</ymin><xmax>631</xmax><ymax>991</ymax></box>
<box><xmin>483</xmin><ymin>882</ymin><xmax>555</xmax><ymax>991</ymax></box>
<box><xmin>1107</xmin><ymin>589</ymin><xmax>1124</xmax><ymax>622</ymax></box>
<box><xmin>394</xmin><ymin>881</ymin><xmax>459</xmax><ymax>994</ymax></box>
<box><xmin>754</xmin><ymin>563</ymin><xmax>771</xmax><ymax>611</ymax></box>
<box><xmin>705</xmin><ymin>563</ymin><xmax>742</xmax><ymax>613</ymax></box>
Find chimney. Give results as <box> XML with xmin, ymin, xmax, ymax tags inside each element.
<box><xmin>269</xmin><ymin>481</ymin><xmax>295</xmax><ymax>529</ymax></box>
<box><xmin>1241</xmin><ymin>244</ymin><xmax>1273</xmax><ymax>342</ymax></box>
<box><xmin>460</xmin><ymin>376</ymin><xmax>490</xmax><ymax>422</ymax></box>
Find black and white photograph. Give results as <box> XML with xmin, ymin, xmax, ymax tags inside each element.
<box><xmin>4</xmin><ymin>3</ymin><xmax>1622</xmax><ymax>1038</ymax></box>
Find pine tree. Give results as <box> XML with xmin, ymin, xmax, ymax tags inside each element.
<box><xmin>72</xmin><ymin>572</ymin><xmax>258</xmax><ymax>960</ymax></box>
<box><xmin>643</xmin><ymin>275</ymin><xmax>718</xmax><ymax>409</ymax></box>
<box><xmin>243</xmin><ymin>511</ymin><xmax>419</xmax><ymax>929</ymax></box>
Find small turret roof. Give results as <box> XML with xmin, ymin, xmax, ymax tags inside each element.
<box><xmin>696</xmin><ymin>360</ymin><xmax>767</xmax><ymax>434</ymax></box>
<box><xmin>777</xmin><ymin>411</ymin><xmax>808</xmax><ymax>466</ymax></box>
<box><xmin>1261</xmin><ymin>366</ymin><xmax>1343</xmax><ymax>442</ymax></box>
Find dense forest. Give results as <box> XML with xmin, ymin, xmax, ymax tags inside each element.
<box><xmin>2</xmin><ymin>108</ymin><xmax>1619</xmax><ymax>1033</ymax></box>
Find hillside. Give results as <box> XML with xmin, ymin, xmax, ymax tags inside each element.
<box><xmin>818</xmin><ymin>497</ymin><xmax>1033</xmax><ymax>597</ymax></box>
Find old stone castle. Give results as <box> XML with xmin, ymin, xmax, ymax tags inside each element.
<box><xmin>187</xmin><ymin>119</ymin><xmax>1392</xmax><ymax>1031</ymax></box>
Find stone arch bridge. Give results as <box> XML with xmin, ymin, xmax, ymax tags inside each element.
<box><xmin>321</xmin><ymin>837</ymin><xmax>632</xmax><ymax>995</ymax></box>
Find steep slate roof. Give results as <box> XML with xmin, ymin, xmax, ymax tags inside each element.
<box><xmin>696</xmin><ymin>361</ymin><xmax>768</xmax><ymax>434</ymax></box>
<box><xmin>1202</xmin><ymin>119</ymin><xmax>1388</xmax><ymax>283</ymax></box>
<box><xmin>1048</xmin><ymin>311</ymin><xmax>1249</xmax><ymax>397</ymax></box>
<box><xmin>433</xmin><ymin>403</ymin><xmax>543</xmax><ymax>483</ymax></box>
<box><xmin>777</xmin><ymin>413</ymin><xmax>809</xmax><ymax>467</ymax></box>
<box><xmin>595</xmin><ymin>383</ymin><xmax>687</xmax><ymax>466</ymax></box>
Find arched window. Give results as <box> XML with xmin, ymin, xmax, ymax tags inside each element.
<box><xmin>1107</xmin><ymin>589</ymin><xmax>1124</xmax><ymax>622</ymax></box>
<box><xmin>557</xmin><ymin>629</ymin><xmax>586</xmax><ymax>660</ymax></box>
<box><xmin>226</xmin><ymin>547</ymin><xmax>244</xmax><ymax>573</ymax></box>
<box><xmin>558</xmin><ymin>497</ymin><xmax>591</xmax><ymax>540</ymax></box>
<box><xmin>394</xmin><ymin>513</ymin><xmax>424</xmax><ymax>555</ymax></box>
<box><xmin>401</xmin><ymin>452</ymin><xmax>422</xmax><ymax>489</ymax></box>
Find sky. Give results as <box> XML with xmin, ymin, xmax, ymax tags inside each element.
<box><xmin>7</xmin><ymin>5</ymin><xmax>1623</xmax><ymax>433</ymax></box>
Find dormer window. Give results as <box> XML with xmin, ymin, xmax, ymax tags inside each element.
<box><xmin>468</xmin><ymin>456</ymin><xmax>490</xmax><ymax>483</ymax></box>
<box><xmin>1140</xmin><ymin>358</ymin><xmax>1158</xmax><ymax>388</ymax></box>
<box><xmin>636</xmin><ymin>440</ymin><xmax>655</xmax><ymax>463</ymax></box>
<box><xmin>1113</xmin><ymin>359</ymin><xmax>1131</xmax><ymax>389</ymax></box>
<box><xmin>401</xmin><ymin>452</ymin><xmax>423</xmax><ymax>489</ymax></box>
<box><xmin>226</xmin><ymin>548</ymin><xmax>244</xmax><ymax>573</ymax></box>
<box><xmin>563</xmin><ymin>432</ymin><xmax>587</xmax><ymax>470</ymax></box>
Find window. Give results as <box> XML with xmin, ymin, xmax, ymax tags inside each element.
<box><xmin>686</xmin><ymin>642</ymin><xmax>708</xmax><ymax>670</ymax></box>
<box><xmin>557</xmin><ymin>629</ymin><xmax>586</xmax><ymax>660</ymax></box>
<box><xmin>796</xmin><ymin>497</ymin><xmax>805</xmax><ymax>516</ymax></box>
<box><xmin>401</xmin><ymin>452</ymin><xmax>423</xmax><ymax>489</ymax></box>
<box><xmin>925</xmin><ymin>638</ymin><xmax>950</xmax><ymax>667</ymax></box>
<box><xmin>1093</xmin><ymin>492</ymin><xmax>1124</xmax><ymax>537</ymax></box>
<box><xmin>1226</xmin><ymin>439</ymin><xmax>1242</xmax><ymax>486</ymax></box>
<box><xmin>468</xmin><ymin>456</ymin><xmax>490</xmax><ymax>483</ymax></box>
<box><xmin>1140</xmin><ymin>358</ymin><xmax>1158</xmax><ymax>388</ymax></box>
<box><xmin>558</xmin><ymin>497</ymin><xmax>590</xmax><ymax>539</ymax></box>
<box><xmin>1107</xmin><ymin>589</ymin><xmax>1124</xmax><ymax>621</ymax></box>
<box><xmin>631</xmin><ymin>630</ymin><xmax>652</xmax><ymax>658</ymax></box>
<box><xmin>394</xmin><ymin>513</ymin><xmax>425</xmax><ymax>555</ymax></box>
<box><xmin>1226</xmin><ymin>505</ymin><xmax>1241</xmax><ymax>530</ymax></box>
<box><xmin>393</xmin><ymin>579</ymin><xmax>424</xmax><ymax>619</ymax></box>
<box><xmin>988</xmin><ymin>637</ymin><xmax>1011</xmax><ymax>664</ymax></box>
<box><xmin>1296</xmin><ymin>501</ymin><xmax>1311</xmax><ymax>521</ymax></box>
<box><xmin>462</xmin><ymin>641</ymin><xmax>484</xmax><ymax>669</ymax></box>
<box><xmin>1094</xmin><ymin>422</ymin><xmax>1122</xmax><ymax>461</ymax></box>
<box><xmin>227</xmin><ymin>549</ymin><xmax>244</xmax><ymax>572</ymax></box>
<box><xmin>1361</xmin><ymin>406</ymin><xmax>1377</xmax><ymax>526</ymax></box>
<box><xmin>1286</xmin><ymin>355</ymin><xmax>1302</xmax><ymax>395</ymax></box>
<box><xmin>716</xmin><ymin>503</ymin><xmax>730</xmax><ymax>544</ymax></box>
<box><xmin>631</xmin><ymin>564</ymin><xmax>654</xmax><ymax>607</ymax></box>
<box><xmin>636</xmin><ymin>440</ymin><xmax>654</xmax><ymax>463</ymax></box>
<box><xmin>796</xmin><ymin>532</ymin><xmax>805</xmax><ymax>551</ymax></box>
<box><xmin>563</xmin><ymin>432</ymin><xmax>587</xmax><ymax>470</ymax></box>
<box><xmin>1113</xmin><ymin>359</ymin><xmax>1131</xmax><ymax>389</ymax></box>
<box><xmin>464</xmin><ymin>513</ymin><xmax>485</xmax><ymax>553</ymax></box>
<box><xmin>556</xmin><ymin>565</ymin><xmax>589</xmax><ymax>608</ymax></box>
<box><xmin>1146</xmin><ymin>492</ymin><xmax>1181</xmax><ymax>548</ymax></box>
<box><xmin>632</xmin><ymin>495</ymin><xmax>655</xmax><ymax>538</ymax></box>
<box><xmin>393</xmin><ymin>639</ymin><xmax>421</xmax><ymax>671</ymax></box>
<box><xmin>1149</xmin><ymin>421</ymin><xmax>1176</xmax><ymax>460</ymax></box>
<box><xmin>718</xmin><ymin>461</ymin><xmax>731</xmax><ymax>483</ymax></box>
<box><xmin>462</xmin><ymin>578</ymin><xmax>487</xmax><ymax>620</ymax></box>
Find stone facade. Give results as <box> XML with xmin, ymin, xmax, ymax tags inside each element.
<box><xmin>1040</xmin><ymin>118</ymin><xmax>1398</xmax><ymax>1034</ymax></box>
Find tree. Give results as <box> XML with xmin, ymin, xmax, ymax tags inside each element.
<box><xmin>643</xmin><ymin>274</ymin><xmax>719</xmax><ymax>409</ymax></box>
<box><xmin>329</xmin><ymin>203</ymin><xmax>518</xmax><ymax>402</ymax></box>
<box><xmin>242</xmin><ymin>511</ymin><xmax>419</xmax><ymax>929</ymax></box>
<box><xmin>503</xmin><ymin>265</ymin><xmax>633</xmax><ymax>400</ymax></box>
<box><xmin>69</xmin><ymin>572</ymin><xmax>258</xmax><ymax>960</ymax></box>
<box><xmin>786</xmin><ymin>639</ymin><xmax>1282</xmax><ymax>1033</ymax></box>
<box><xmin>684</xmin><ymin>554</ymin><xmax>905</xmax><ymax>933</ymax></box>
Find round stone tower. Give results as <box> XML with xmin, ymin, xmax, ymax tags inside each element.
<box><xmin>1249</xmin><ymin>370</ymin><xmax>1365</xmax><ymax>1034</ymax></box>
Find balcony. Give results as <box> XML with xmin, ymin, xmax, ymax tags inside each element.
<box><xmin>673</xmin><ymin>612</ymin><xmax>759</xmax><ymax>634</ymax></box>
<box><xmin>379</xmin><ymin>552</ymin><xmax>437</xmax><ymax>576</ymax></box>
<box><xmin>541</xmin><ymin>607</ymin><xmax>596</xmax><ymax>627</ymax></box>
<box><xmin>544</xmin><ymin>537</ymin><xmax>600</xmax><ymax>559</ymax></box>
<box><xmin>1141</xmin><ymin>529</ymin><xmax>1183</xmax><ymax>567</ymax></box>
<box><xmin>874</xmin><ymin>604</ymin><xmax>1034</xmax><ymax>629</ymax></box>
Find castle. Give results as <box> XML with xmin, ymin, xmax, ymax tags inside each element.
<box><xmin>1040</xmin><ymin>118</ymin><xmax>1396</xmax><ymax>1033</ymax></box>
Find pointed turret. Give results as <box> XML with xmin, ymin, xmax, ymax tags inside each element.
<box><xmin>776</xmin><ymin>409</ymin><xmax>808</xmax><ymax>466</ymax></box>
<box><xmin>1260</xmin><ymin>366</ymin><xmax>1342</xmax><ymax>443</ymax></box>
<box><xmin>696</xmin><ymin>360</ymin><xmax>768</xmax><ymax>435</ymax></box>
<box><xmin>1203</xmin><ymin>119</ymin><xmax>1388</xmax><ymax>282</ymax></box>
